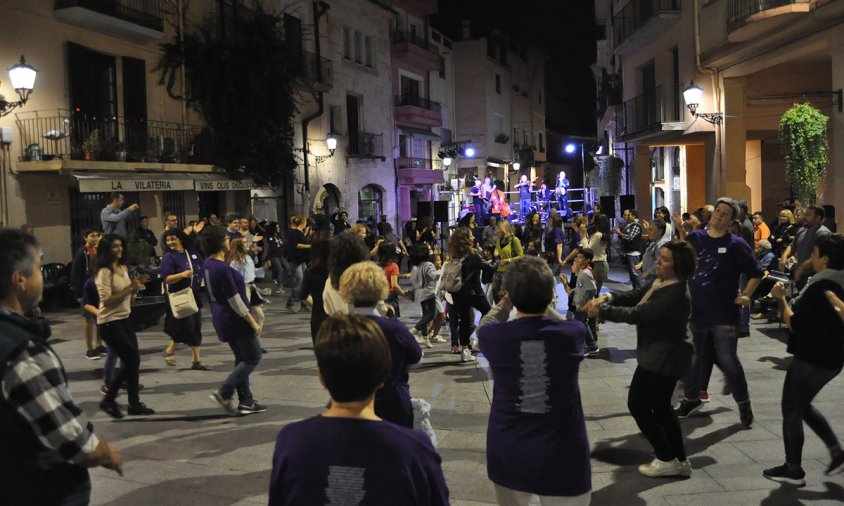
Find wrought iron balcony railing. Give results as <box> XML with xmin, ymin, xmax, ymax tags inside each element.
<box><xmin>396</xmin><ymin>157</ymin><xmax>433</xmax><ymax>170</ymax></box>
<box><xmin>395</xmin><ymin>95</ymin><xmax>442</xmax><ymax>113</ymax></box>
<box><xmin>391</xmin><ymin>31</ymin><xmax>440</xmax><ymax>55</ymax></box>
<box><xmin>300</xmin><ymin>50</ymin><xmax>334</xmax><ymax>87</ymax></box>
<box><xmin>16</xmin><ymin>111</ymin><xmax>209</xmax><ymax>164</ymax></box>
<box><xmin>613</xmin><ymin>0</ymin><xmax>681</xmax><ymax>47</ymax></box>
<box><xmin>55</xmin><ymin>0</ymin><xmax>164</xmax><ymax>33</ymax></box>
<box><xmin>348</xmin><ymin>131</ymin><xmax>384</xmax><ymax>158</ymax></box>
<box><xmin>727</xmin><ymin>0</ymin><xmax>811</xmax><ymax>24</ymax></box>
<box><xmin>618</xmin><ymin>85</ymin><xmax>682</xmax><ymax>137</ymax></box>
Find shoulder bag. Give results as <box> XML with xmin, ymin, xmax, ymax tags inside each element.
<box><xmin>167</xmin><ymin>252</ymin><xmax>199</xmax><ymax>319</ymax></box>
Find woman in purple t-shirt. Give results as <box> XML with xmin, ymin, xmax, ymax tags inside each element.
<box><xmin>160</xmin><ymin>229</ymin><xmax>206</xmax><ymax>370</ymax></box>
<box><xmin>200</xmin><ymin>226</ymin><xmax>266</xmax><ymax>416</ymax></box>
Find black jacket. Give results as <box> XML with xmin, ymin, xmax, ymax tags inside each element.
<box><xmin>600</xmin><ymin>280</ymin><xmax>693</xmax><ymax>378</ymax></box>
<box><xmin>789</xmin><ymin>278</ymin><xmax>844</xmax><ymax>369</ymax></box>
<box><xmin>69</xmin><ymin>247</ymin><xmax>90</xmax><ymax>298</ymax></box>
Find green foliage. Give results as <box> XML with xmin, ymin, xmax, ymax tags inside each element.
<box><xmin>779</xmin><ymin>103</ymin><xmax>829</xmax><ymax>204</ymax></box>
<box><xmin>125</xmin><ymin>233</ymin><xmax>154</xmax><ymax>267</ymax></box>
<box><xmin>82</xmin><ymin>129</ymin><xmax>101</xmax><ymax>152</ymax></box>
<box><xmin>598</xmin><ymin>155</ymin><xmax>624</xmax><ymax>196</ymax></box>
<box><xmin>156</xmin><ymin>4</ymin><xmax>298</xmax><ymax>187</ymax></box>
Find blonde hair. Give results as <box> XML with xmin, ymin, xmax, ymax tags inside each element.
<box><xmin>351</xmin><ymin>223</ymin><xmax>368</xmax><ymax>237</ymax></box>
<box><xmin>779</xmin><ymin>209</ymin><xmax>795</xmax><ymax>224</ymax></box>
<box><xmin>225</xmin><ymin>237</ymin><xmax>248</xmax><ymax>263</ymax></box>
<box><xmin>497</xmin><ymin>220</ymin><xmax>513</xmax><ymax>240</ymax></box>
<box><xmin>339</xmin><ymin>261</ymin><xmax>388</xmax><ymax>306</ymax></box>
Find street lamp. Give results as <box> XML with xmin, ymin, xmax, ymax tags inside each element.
<box><xmin>512</xmin><ymin>161</ymin><xmax>520</xmax><ymax>171</ymax></box>
<box><xmin>442</xmin><ymin>156</ymin><xmax>452</xmax><ymax>168</ymax></box>
<box><xmin>0</xmin><ymin>55</ymin><xmax>37</xmax><ymax>117</ymax></box>
<box><xmin>310</xmin><ymin>133</ymin><xmax>337</xmax><ymax>165</ymax></box>
<box><xmin>683</xmin><ymin>80</ymin><xmax>723</xmax><ymax>125</ymax></box>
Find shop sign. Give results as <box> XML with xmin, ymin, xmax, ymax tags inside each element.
<box><xmin>194</xmin><ymin>179</ymin><xmax>257</xmax><ymax>191</ymax></box>
<box><xmin>79</xmin><ymin>178</ymin><xmax>195</xmax><ymax>193</ymax></box>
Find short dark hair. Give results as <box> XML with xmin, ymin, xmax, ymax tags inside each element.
<box><xmin>315</xmin><ymin>315</ymin><xmax>392</xmax><ymax>402</ymax></box>
<box><xmin>661</xmin><ymin>240</ymin><xmax>697</xmax><ymax>280</ymax></box>
<box><xmin>816</xmin><ymin>234</ymin><xmax>844</xmax><ymax>269</ymax></box>
<box><xmin>752</xmin><ymin>211</ymin><xmax>764</xmax><ymax>219</ymax></box>
<box><xmin>651</xmin><ymin>219</ymin><xmax>667</xmax><ymax>234</ymax></box>
<box><xmin>715</xmin><ymin>197</ymin><xmax>739</xmax><ymax>221</ymax></box>
<box><xmin>108</xmin><ymin>192</ymin><xmax>122</xmax><ymax>203</ymax></box>
<box><xmin>807</xmin><ymin>204</ymin><xmax>825</xmax><ymax>221</ymax></box>
<box><xmin>0</xmin><ymin>229</ymin><xmax>39</xmax><ymax>300</ymax></box>
<box><xmin>377</xmin><ymin>241</ymin><xmax>398</xmax><ymax>265</ymax></box>
<box><xmin>82</xmin><ymin>228</ymin><xmax>97</xmax><ymax>238</ymax></box>
<box><xmin>162</xmin><ymin>228</ymin><xmax>190</xmax><ymax>250</ymax></box>
<box><xmin>503</xmin><ymin>256</ymin><xmax>554</xmax><ymax>313</ymax></box>
<box><xmin>627</xmin><ymin>209</ymin><xmax>639</xmax><ymax>218</ymax></box>
<box><xmin>224</xmin><ymin>213</ymin><xmax>240</xmax><ymax>226</ymax></box>
<box><xmin>139</xmin><ymin>215</ymin><xmax>149</xmax><ymax>221</ymax></box>
<box><xmin>200</xmin><ymin>225</ymin><xmax>228</xmax><ymax>257</ymax></box>
<box><xmin>329</xmin><ymin>233</ymin><xmax>370</xmax><ymax>289</ymax></box>
<box><xmin>577</xmin><ymin>247</ymin><xmax>594</xmax><ymax>262</ymax></box>
<box><xmin>738</xmin><ymin>200</ymin><xmax>749</xmax><ymax>213</ymax></box>
<box><xmin>94</xmin><ymin>234</ymin><xmax>126</xmax><ymax>272</ymax></box>
<box><xmin>409</xmin><ymin>243</ymin><xmax>431</xmax><ymax>266</ymax></box>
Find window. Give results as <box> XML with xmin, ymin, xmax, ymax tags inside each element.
<box><xmin>329</xmin><ymin>105</ymin><xmax>344</xmax><ymax>135</ymax></box>
<box><xmin>364</xmin><ymin>36</ymin><xmax>374</xmax><ymax>68</ymax></box>
<box><xmin>495</xmin><ymin>73</ymin><xmax>501</xmax><ymax>94</ymax></box>
<box><xmin>493</xmin><ymin>114</ymin><xmax>505</xmax><ymax>137</ymax></box>
<box><xmin>163</xmin><ymin>191</ymin><xmax>186</xmax><ymax>227</ymax></box>
<box><xmin>354</xmin><ymin>32</ymin><xmax>363</xmax><ymax>64</ymax></box>
<box><xmin>344</xmin><ymin>27</ymin><xmax>353</xmax><ymax>60</ymax></box>
<box><xmin>359</xmin><ymin>185</ymin><xmax>382</xmax><ymax>221</ymax></box>
<box><xmin>344</xmin><ymin>26</ymin><xmax>375</xmax><ymax>69</ymax></box>
<box><xmin>346</xmin><ymin>95</ymin><xmax>361</xmax><ymax>155</ymax></box>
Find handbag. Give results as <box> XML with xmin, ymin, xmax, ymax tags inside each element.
<box><xmin>167</xmin><ymin>252</ymin><xmax>199</xmax><ymax>319</ymax></box>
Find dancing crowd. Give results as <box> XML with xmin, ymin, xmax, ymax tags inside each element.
<box><xmin>2</xmin><ymin>189</ymin><xmax>843</xmax><ymax>505</ymax></box>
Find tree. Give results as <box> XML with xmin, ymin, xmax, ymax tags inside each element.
<box><xmin>779</xmin><ymin>103</ymin><xmax>829</xmax><ymax>204</ymax></box>
<box><xmin>156</xmin><ymin>4</ymin><xmax>298</xmax><ymax>187</ymax></box>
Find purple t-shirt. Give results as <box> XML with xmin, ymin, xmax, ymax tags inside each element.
<box><xmin>366</xmin><ymin>315</ymin><xmax>423</xmax><ymax>427</ymax></box>
<box><xmin>203</xmin><ymin>258</ymin><xmax>252</xmax><ymax>342</ymax></box>
<box><xmin>270</xmin><ymin>416</ymin><xmax>449</xmax><ymax>505</ymax></box>
<box><xmin>544</xmin><ymin>227</ymin><xmax>565</xmax><ymax>255</ymax></box>
<box><xmin>160</xmin><ymin>249</ymin><xmax>203</xmax><ymax>293</ymax></box>
<box><xmin>478</xmin><ymin>316</ymin><xmax>591</xmax><ymax>497</ymax></box>
<box><xmin>686</xmin><ymin>230</ymin><xmax>764</xmax><ymax>325</ymax></box>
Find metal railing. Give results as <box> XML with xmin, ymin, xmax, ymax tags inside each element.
<box><xmin>395</xmin><ymin>157</ymin><xmax>433</xmax><ymax>170</ymax></box>
<box><xmin>391</xmin><ymin>31</ymin><xmax>440</xmax><ymax>55</ymax></box>
<box><xmin>300</xmin><ymin>50</ymin><xmax>334</xmax><ymax>87</ymax></box>
<box><xmin>395</xmin><ymin>95</ymin><xmax>442</xmax><ymax>113</ymax></box>
<box><xmin>55</xmin><ymin>0</ymin><xmax>163</xmax><ymax>32</ymax></box>
<box><xmin>727</xmin><ymin>0</ymin><xmax>811</xmax><ymax>24</ymax></box>
<box><xmin>348</xmin><ymin>131</ymin><xmax>383</xmax><ymax>158</ymax></box>
<box><xmin>613</xmin><ymin>0</ymin><xmax>681</xmax><ymax>47</ymax></box>
<box><xmin>618</xmin><ymin>85</ymin><xmax>682</xmax><ymax>136</ymax></box>
<box><xmin>16</xmin><ymin>110</ymin><xmax>207</xmax><ymax>164</ymax></box>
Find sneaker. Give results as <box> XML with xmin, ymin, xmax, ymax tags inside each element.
<box><xmin>678</xmin><ymin>459</ymin><xmax>693</xmax><ymax>477</ymax></box>
<box><xmin>675</xmin><ymin>399</ymin><xmax>703</xmax><ymax>418</ymax></box>
<box><xmin>273</xmin><ymin>288</ymin><xmax>284</xmax><ymax>295</ymax></box>
<box><xmin>431</xmin><ymin>334</ymin><xmax>448</xmax><ymax>344</ymax></box>
<box><xmin>638</xmin><ymin>458</ymin><xmax>685</xmax><ymax>477</ymax></box>
<box><xmin>825</xmin><ymin>451</ymin><xmax>844</xmax><ymax>476</ymax></box>
<box><xmin>419</xmin><ymin>336</ymin><xmax>433</xmax><ymax>349</ymax></box>
<box><xmin>738</xmin><ymin>400</ymin><xmax>753</xmax><ymax>428</ymax></box>
<box><xmin>127</xmin><ymin>402</ymin><xmax>155</xmax><ymax>416</ymax></box>
<box><xmin>585</xmin><ymin>345</ymin><xmax>600</xmax><ymax>357</ymax></box>
<box><xmin>95</xmin><ymin>345</ymin><xmax>108</xmax><ymax>356</ymax></box>
<box><xmin>99</xmin><ymin>400</ymin><xmax>124</xmax><ymax>419</ymax></box>
<box><xmin>210</xmin><ymin>391</ymin><xmax>237</xmax><ymax>416</ymax></box>
<box><xmin>450</xmin><ymin>345</ymin><xmax>460</xmax><ymax>354</ymax></box>
<box><xmin>85</xmin><ymin>349</ymin><xmax>101</xmax><ymax>360</ymax></box>
<box><xmin>238</xmin><ymin>401</ymin><xmax>268</xmax><ymax>415</ymax></box>
<box><xmin>460</xmin><ymin>348</ymin><xmax>476</xmax><ymax>363</ymax></box>
<box><xmin>763</xmin><ymin>464</ymin><xmax>806</xmax><ymax>486</ymax></box>
<box><xmin>699</xmin><ymin>390</ymin><xmax>710</xmax><ymax>403</ymax></box>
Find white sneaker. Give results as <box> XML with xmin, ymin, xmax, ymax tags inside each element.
<box><xmin>420</xmin><ymin>336</ymin><xmax>433</xmax><ymax>348</ymax></box>
<box><xmin>460</xmin><ymin>348</ymin><xmax>475</xmax><ymax>363</ymax></box>
<box><xmin>431</xmin><ymin>334</ymin><xmax>448</xmax><ymax>343</ymax></box>
<box><xmin>678</xmin><ymin>459</ymin><xmax>693</xmax><ymax>477</ymax></box>
<box><xmin>638</xmin><ymin>458</ymin><xmax>685</xmax><ymax>477</ymax></box>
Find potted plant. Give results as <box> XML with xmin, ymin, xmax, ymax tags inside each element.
<box><xmin>494</xmin><ymin>133</ymin><xmax>510</xmax><ymax>144</ymax></box>
<box><xmin>81</xmin><ymin>129</ymin><xmax>100</xmax><ymax>160</ymax></box>
<box><xmin>779</xmin><ymin>103</ymin><xmax>829</xmax><ymax>204</ymax></box>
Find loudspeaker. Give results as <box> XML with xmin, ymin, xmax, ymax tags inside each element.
<box><xmin>434</xmin><ymin>201</ymin><xmax>449</xmax><ymax>222</ymax></box>
<box><xmin>599</xmin><ymin>196</ymin><xmax>616</xmax><ymax>217</ymax></box>
<box><xmin>416</xmin><ymin>201</ymin><xmax>432</xmax><ymax>218</ymax></box>
<box><xmin>619</xmin><ymin>194</ymin><xmax>636</xmax><ymax>213</ymax></box>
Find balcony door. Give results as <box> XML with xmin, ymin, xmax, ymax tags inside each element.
<box><xmin>640</xmin><ymin>61</ymin><xmax>657</xmax><ymax>126</ymax></box>
<box><xmin>68</xmin><ymin>42</ymin><xmax>118</xmax><ymax>146</ymax></box>
<box><xmin>122</xmin><ymin>57</ymin><xmax>148</xmax><ymax>155</ymax></box>
<box><xmin>346</xmin><ymin>94</ymin><xmax>361</xmax><ymax>155</ymax></box>
<box><xmin>401</xmin><ymin>76</ymin><xmax>421</xmax><ymax>99</ymax></box>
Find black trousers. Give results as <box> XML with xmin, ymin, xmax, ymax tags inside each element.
<box><xmin>627</xmin><ymin>366</ymin><xmax>687</xmax><ymax>462</ymax></box>
<box><xmin>451</xmin><ymin>292</ymin><xmax>491</xmax><ymax>346</ymax></box>
<box><xmin>99</xmin><ymin>318</ymin><xmax>141</xmax><ymax>406</ymax></box>
<box><xmin>415</xmin><ymin>298</ymin><xmax>438</xmax><ymax>333</ymax></box>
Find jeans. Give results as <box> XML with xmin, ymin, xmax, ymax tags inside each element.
<box><xmin>628</xmin><ymin>366</ymin><xmax>687</xmax><ymax>462</ymax></box>
<box><xmin>625</xmin><ymin>254</ymin><xmax>644</xmax><ymax>289</ymax></box>
<box><xmin>415</xmin><ymin>298</ymin><xmax>438</xmax><ymax>333</ymax></box>
<box><xmin>269</xmin><ymin>256</ymin><xmax>290</xmax><ymax>286</ymax></box>
<box><xmin>591</xmin><ymin>260</ymin><xmax>609</xmax><ymax>294</ymax></box>
<box><xmin>683</xmin><ymin>322</ymin><xmax>749</xmax><ymax>403</ymax></box>
<box><xmin>385</xmin><ymin>293</ymin><xmax>401</xmax><ymax>318</ymax></box>
<box><xmin>557</xmin><ymin>194</ymin><xmax>569</xmax><ymax>215</ymax></box>
<box><xmin>452</xmin><ymin>292</ymin><xmax>490</xmax><ymax>346</ymax></box>
<box><xmin>103</xmin><ymin>344</ymin><xmax>117</xmax><ymax>385</ymax></box>
<box><xmin>99</xmin><ymin>318</ymin><xmax>141</xmax><ymax>406</ymax></box>
<box><xmin>520</xmin><ymin>198</ymin><xmax>532</xmax><ymax>221</ymax></box>
<box><xmin>573</xmin><ymin>311</ymin><xmax>597</xmax><ymax>349</ymax></box>
<box><xmin>781</xmin><ymin>357</ymin><xmax>842</xmax><ymax>466</ymax></box>
<box><xmin>220</xmin><ymin>336</ymin><xmax>262</xmax><ymax>405</ymax></box>
<box><xmin>287</xmin><ymin>261</ymin><xmax>306</xmax><ymax>305</ymax></box>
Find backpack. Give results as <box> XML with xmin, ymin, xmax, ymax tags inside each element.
<box><xmin>440</xmin><ymin>257</ymin><xmax>465</xmax><ymax>293</ymax></box>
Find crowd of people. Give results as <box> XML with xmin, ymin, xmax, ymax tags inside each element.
<box><xmin>2</xmin><ymin>189</ymin><xmax>844</xmax><ymax>504</ymax></box>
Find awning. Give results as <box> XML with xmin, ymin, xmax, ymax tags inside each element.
<box><xmin>73</xmin><ymin>172</ymin><xmax>257</xmax><ymax>193</ymax></box>
<box><xmin>399</xmin><ymin>127</ymin><xmax>442</xmax><ymax>140</ymax></box>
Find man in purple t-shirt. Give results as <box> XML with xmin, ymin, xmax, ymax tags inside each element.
<box><xmin>477</xmin><ymin>256</ymin><xmax>591</xmax><ymax>505</ymax></box>
<box><xmin>269</xmin><ymin>315</ymin><xmax>448</xmax><ymax>505</ymax></box>
<box><xmin>675</xmin><ymin>197</ymin><xmax>763</xmax><ymax>427</ymax></box>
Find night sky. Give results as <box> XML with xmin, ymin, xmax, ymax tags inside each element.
<box><xmin>433</xmin><ymin>0</ymin><xmax>597</xmax><ymax>136</ymax></box>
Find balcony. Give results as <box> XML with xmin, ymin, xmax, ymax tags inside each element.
<box><xmin>617</xmin><ymin>86</ymin><xmax>684</xmax><ymax>141</ymax></box>
<box><xmin>15</xmin><ymin>111</ymin><xmax>212</xmax><ymax>171</ymax></box>
<box><xmin>613</xmin><ymin>0</ymin><xmax>681</xmax><ymax>55</ymax></box>
<box><xmin>391</xmin><ymin>31</ymin><xmax>442</xmax><ymax>71</ymax></box>
<box><xmin>348</xmin><ymin>131</ymin><xmax>385</xmax><ymax>160</ymax></box>
<box><xmin>396</xmin><ymin>158</ymin><xmax>444</xmax><ymax>185</ymax></box>
<box><xmin>294</xmin><ymin>50</ymin><xmax>334</xmax><ymax>92</ymax></box>
<box><xmin>395</xmin><ymin>95</ymin><xmax>442</xmax><ymax>130</ymax></box>
<box><xmin>55</xmin><ymin>0</ymin><xmax>164</xmax><ymax>41</ymax></box>
<box><xmin>727</xmin><ymin>0</ymin><xmax>812</xmax><ymax>42</ymax></box>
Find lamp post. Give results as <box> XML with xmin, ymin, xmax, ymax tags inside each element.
<box><xmin>0</xmin><ymin>55</ymin><xmax>37</xmax><ymax>117</ymax></box>
<box><xmin>683</xmin><ymin>80</ymin><xmax>723</xmax><ymax>125</ymax></box>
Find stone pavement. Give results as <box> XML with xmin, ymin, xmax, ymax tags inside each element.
<box><xmin>45</xmin><ymin>267</ymin><xmax>844</xmax><ymax>505</ymax></box>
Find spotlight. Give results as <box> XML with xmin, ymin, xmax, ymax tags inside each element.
<box><xmin>564</xmin><ymin>143</ymin><xmax>576</xmax><ymax>154</ymax></box>
<box><xmin>464</xmin><ymin>146</ymin><xmax>475</xmax><ymax>157</ymax></box>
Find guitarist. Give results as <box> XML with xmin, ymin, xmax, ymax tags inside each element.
<box><xmin>556</xmin><ymin>171</ymin><xmax>570</xmax><ymax>216</ymax></box>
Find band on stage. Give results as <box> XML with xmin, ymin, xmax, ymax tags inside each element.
<box><xmin>466</xmin><ymin>171</ymin><xmax>571</xmax><ymax>225</ymax></box>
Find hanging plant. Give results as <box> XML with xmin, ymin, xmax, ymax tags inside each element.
<box><xmin>598</xmin><ymin>155</ymin><xmax>624</xmax><ymax>196</ymax></box>
<box><xmin>779</xmin><ymin>103</ymin><xmax>829</xmax><ymax>204</ymax></box>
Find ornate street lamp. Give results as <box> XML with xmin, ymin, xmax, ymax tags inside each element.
<box><xmin>0</xmin><ymin>55</ymin><xmax>37</xmax><ymax>117</ymax></box>
<box><xmin>683</xmin><ymin>80</ymin><xmax>723</xmax><ymax>125</ymax></box>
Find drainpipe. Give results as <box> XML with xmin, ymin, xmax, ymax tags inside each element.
<box><xmin>178</xmin><ymin>0</ymin><xmax>187</xmax><ymax>127</ymax></box>
<box><xmin>301</xmin><ymin>1</ymin><xmax>331</xmax><ymax>212</ymax></box>
<box><xmin>693</xmin><ymin>0</ymin><xmax>722</xmax><ymax>202</ymax></box>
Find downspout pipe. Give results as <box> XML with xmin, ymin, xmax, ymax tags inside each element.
<box><xmin>301</xmin><ymin>1</ymin><xmax>331</xmax><ymax>202</ymax></box>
